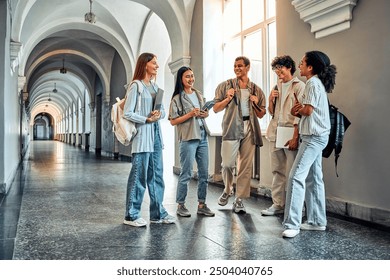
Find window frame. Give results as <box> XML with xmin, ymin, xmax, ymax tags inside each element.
<box><xmin>222</xmin><ymin>0</ymin><xmax>276</xmax><ymax>130</ymax></box>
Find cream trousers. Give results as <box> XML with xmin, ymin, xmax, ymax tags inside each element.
<box><xmin>269</xmin><ymin>142</ymin><xmax>297</xmax><ymax>208</ymax></box>
<box><xmin>220</xmin><ymin>121</ymin><xmax>255</xmax><ymax>199</ymax></box>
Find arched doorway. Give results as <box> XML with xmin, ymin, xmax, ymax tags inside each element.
<box><xmin>33</xmin><ymin>113</ymin><xmax>53</xmax><ymax>140</ymax></box>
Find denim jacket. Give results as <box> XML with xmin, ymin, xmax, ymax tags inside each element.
<box><xmin>123</xmin><ymin>80</ymin><xmax>165</xmax><ymax>154</ymax></box>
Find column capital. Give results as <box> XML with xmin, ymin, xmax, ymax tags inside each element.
<box><xmin>10</xmin><ymin>41</ymin><xmax>22</xmax><ymax>73</ymax></box>
<box><xmin>168</xmin><ymin>56</ymin><xmax>191</xmax><ymax>74</ymax></box>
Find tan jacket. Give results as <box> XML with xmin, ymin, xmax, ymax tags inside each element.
<box><xmin>214</xmin><ymin>78</ymin><xmax>266</xmax><ymax>146</ymax></box>
<box><xmin>266</xmin><ymin>77</ymin><xmax>305</xmax><ymax>142</ymax></box>
<box><xmin>168</xmin><ymin>89</ymin><xmax>209</xmax><ymax>141</ymax></box>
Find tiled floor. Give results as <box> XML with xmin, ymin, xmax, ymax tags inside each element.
<box><xmin>1</xmin><ymin>139</ymin><xmax>389</xmax><ymax>260</ymax></box>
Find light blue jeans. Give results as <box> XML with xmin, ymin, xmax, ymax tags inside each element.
<box><xmin>125</xmin><ymin>123</ymin><xmax>168</xmax><ymax>221</ymax></box>
<box><xmin>176</xmin><ymin>127</ymin><xmax>209</xmax><ymax>204</ymax></box>
<box><xmin>283</xmin><ymin>134</ymin><xmax>328</xmax><ymax>230</ymax></box>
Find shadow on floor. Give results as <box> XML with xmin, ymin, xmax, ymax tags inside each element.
<box><xmin>1</xmin><ymin>141</ymin><xmax>389</xmax><ymax>260</ymax></box>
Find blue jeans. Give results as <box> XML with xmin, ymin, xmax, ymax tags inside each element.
<box><xmin>125</xmin><ymin>123</ymin><xmax>168</xmax><ymax>221</ymax></box>
<box><xmin>283</xmin><ymin>135</ymin><xmax>328</xmax><ymax>230</ymax></box>
<box><xmin>176</xmin><ymin>127</ymin><xmax>209</xmax><ymax>204</ymax></box>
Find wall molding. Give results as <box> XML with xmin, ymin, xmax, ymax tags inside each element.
<box><xmin>292</xmin><ymin>0</ymin><xmax>358</xmax><ymax>39</ymax></box>
<box><xmin>10</xmin><ymin>40</ymin><xmax>22</xmax><ymax>72</ymax></box>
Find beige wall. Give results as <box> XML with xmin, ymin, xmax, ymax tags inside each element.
<box><xmin>275</xmin><ymin>0</ymin><xmax>390</xmax><ymax>219</ymax></box>
<box><xmin>179</xmin><ymin>0</ymin><xmax>389</xmax><ymax>226</ymax></box>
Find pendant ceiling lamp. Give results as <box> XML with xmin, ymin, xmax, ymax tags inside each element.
<box><xmin>85</xmin><ymin>0</ymin><xmax>97</xmax><ymax>24</ymax></box>
<box><xmin>60</xmin><ymin>58</ymin><xmax>67</xmax><ymax>74</ymax></box>
<box><xmin>52</xmin><ymin>82</ymin><xmax>57</xmax><ymax>94</ymax></box>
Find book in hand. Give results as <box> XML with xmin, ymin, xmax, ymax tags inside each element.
<box><xmin>202</xmin><ymin>100</ymin><xmax>215</xmax><ymax>111</ymax></box>
<box><xmin>275</xmin><ymin>126</ymin><xmax>294</xmax><ymax>148</ymax></box>
<box><xmin>154</xmin><ymin>88</ymin><xmax>164</xmax><ymax>111</ymax></box>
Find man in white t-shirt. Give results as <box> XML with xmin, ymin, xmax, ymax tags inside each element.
<box><xmin>213</xmin><ymin>56</ymin><xmax>266</xmax><ymax>214</ymax></box>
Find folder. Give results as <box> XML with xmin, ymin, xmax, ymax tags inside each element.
<box><xmin>154</xmin><ymin>88</ymin><xmax>164</xmax><ymax>111</ymax></box>
<box><xmin>275</xmin><ymin>126</ymin><xmax>294</xmax><ymax>148</ymax></box>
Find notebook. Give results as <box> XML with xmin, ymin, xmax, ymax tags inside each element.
<box><xmin>153</xmin><ymin>88</ymin><xmax>164</xmax><ymax>111</ymax></box>
<box><xmin>276</xmin><ymin>126</ymin><xmax>295</xmax><ymax>148</ymax></box>
<box><xmin>202</xmin><ymin>100</ymin><xmax>215</xmax><ymax>111</ymax></box>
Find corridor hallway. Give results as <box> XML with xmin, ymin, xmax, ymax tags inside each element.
<box><xmin>0</xmin><ymin>140</ymin><xmax>389</xmax><ymax>260</ymax></box>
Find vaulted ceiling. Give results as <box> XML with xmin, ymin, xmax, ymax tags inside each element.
<box><xmin>10</xmin><ymin>0</ymin><xmax>196</xmax><ymax>123</ymax></box>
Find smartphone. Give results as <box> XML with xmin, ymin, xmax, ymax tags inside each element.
<box><xmin>293</xmin><ymin>92</ymin><xmax>299</xmax><ymax>102</ymax></box>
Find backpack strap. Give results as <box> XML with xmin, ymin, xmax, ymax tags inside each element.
<box><xmin>127</xmin><ymin>81</ymin><xmax>141</xmax><ymax>113</ymax></box>
<box><xmin>227</xmin><ymin>79</ymin><xmax>238</xmax><ymax>105</ymax></box>
<box><xmin>271</xmin><ymin>84</ymin><xmax>278</xmax><ymax>119</ymax></box>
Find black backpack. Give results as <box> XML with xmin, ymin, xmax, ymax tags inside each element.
<box><xmin>322</xmin><ymin>102</ymin><xmax>351</xmax><ymax>176</ymax></box>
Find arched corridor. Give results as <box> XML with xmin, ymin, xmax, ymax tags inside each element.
<box><xmin>1</xmin><ymin>1</ymin><xmax>390</xmax><ymax>274</ymax></box>
<box><xmin>1</xmin><ymin>139</ymin><xmax>389</xmax><ymax>260</ymax></box>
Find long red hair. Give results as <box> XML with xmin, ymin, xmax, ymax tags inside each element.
<box><xmin>132</xmin><ymin>52</ymin><xmax>156</xmax><ymax>81</ymax></box>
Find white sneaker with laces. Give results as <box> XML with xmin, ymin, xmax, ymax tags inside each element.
<box><xmin>123</xmin><ymin>217</ymin><xmax>147</xmax><ymax>227</ymax></box>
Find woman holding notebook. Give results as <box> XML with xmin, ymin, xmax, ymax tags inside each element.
<box><xmin>123</xmin><ymin>52</ymin><xmax>175</xmax><ymax>227</ymax></box>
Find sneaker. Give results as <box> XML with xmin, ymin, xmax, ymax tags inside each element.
<box><xmin>261</xmin><ymin>204</ymin><xmax>284</xmax><ymax>216</ymax></box>
<box><xmin>232</xmin><ymin>199</ymin><xmax>246</xmax><ymax>214</ymax></box>
<box><xmin>218</xmin><ymin>191</ymin><xmax>232</xmax><ymax>206</ymax></box>
<box><xmin>300</xmin><ymin>222</ymin><xmax>326</xmax><ymax>231</ymax></box>
<box><xmin>177</xmin><ymin>204</ymin><xmax>191</xmax><ymax>217</ymax></box>
<box><xmin>197</xmin><ymin>204</ymin><xmax>215</xmax><ymax>217</ymax></box>
<box><xmin>123</xmin><ymin>217</ymin><xmax>147</xmax><ymax>227</ymax></box>
<box><xmin>150</xmin><ymin>214</ymin><xmax>176</xmax><ymax>224</ymax></box>
<box><xmin>282</xmin><ymin>229</ymin><xmax>300</xmax><ymax>238</ymax></box>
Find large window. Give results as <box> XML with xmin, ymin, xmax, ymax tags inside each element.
<box><xmin>222</xmin><ymin>0</ymin><xmax>276</xmax><ymax>130</ymax></box>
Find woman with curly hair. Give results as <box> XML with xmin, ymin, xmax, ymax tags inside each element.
<box><xmin>282</xmin><ymin>51</ymin><xmax>337</xmax><ymax>238</ymax></box>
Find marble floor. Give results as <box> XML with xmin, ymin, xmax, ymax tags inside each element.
<box><xmin>0</xmin><ymin>140</ymin><xmax>389</xmax><ymax>260</ymax></box>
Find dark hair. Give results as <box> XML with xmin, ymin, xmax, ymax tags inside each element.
<box><xmin>235</xmin><ymin>56</ymin><xmax>250</xmax><ymax>66</ymax></box>
<box><xmin>305</xmin><ymin>50</ymin><xmax>337</xmax><ymax>93</ymax></box>
<box><xmin>172</xmin><ymin>66</ymin><xmax>192</xmax><ymax>100</ymax></box>
<box><xmin>271</xmin><ymin>55</ymin><xmax>296</xmax><ymax>75</ymax></box>
<box><xmin>132</xmin><ymin>52</ymin><xmax>156</xmax><ymax>81</ymax></box>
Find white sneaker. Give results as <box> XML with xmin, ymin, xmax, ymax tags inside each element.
<box><xmin>232</xmin><ymin>199</ymin><xmax>246</xmax><ymax>214</ymax></box>
<box><xmin>123</xmin><ymin>217</ymin><xmax>147</xmax><ymax>227</ymax></box>
<box><xmin>150</xmin><ymin>214</ymin><xmax>176</xmax><ymax>224</ymax></box>
<box><xmin>300</xmin><ymin>222</ymin><xmax>326</xmax><ymax>231</ymax></box>
<box><xmin>282</xmin><ymin>229</ymin><xmax>300</xmax><ymax>238</ymax></box>
<box><xmin>261</xmin><ymin>204</ymin><xmax>284</xmax><ymax>216</ymax></box>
